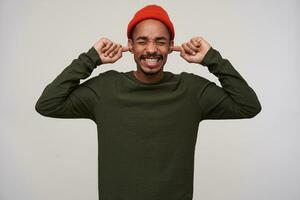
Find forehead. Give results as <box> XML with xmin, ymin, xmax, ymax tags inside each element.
<box><xmin>132</xmin><ymin>19</ymin><xmax>170</xmax><ymax>40</ymax></box>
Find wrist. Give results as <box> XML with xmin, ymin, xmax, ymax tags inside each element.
<box><xmin>88</xmin><ymin>47</ymin><xmax>102</xmax><ymax>67</ymax></box>
<box><xmin>199</xmin><ymin>47</ymin><xmax>215</xmax><ymax>66</ymax></box>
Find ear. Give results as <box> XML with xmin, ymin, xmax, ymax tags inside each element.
<box><xmin>128</xmin><ymin>39</ymin><xmax>134</xmax><ymax>54</ymax></box>
<box><xmin>168</xmin><ymin>40</ymin><xmax>174</xmax><ymax>54</ymax></box>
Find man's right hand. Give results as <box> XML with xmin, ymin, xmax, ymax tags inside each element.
<box><xmin>93</xmin><ymin>38</ymin><xmax>130</xmax><ymax>64</ymax></box>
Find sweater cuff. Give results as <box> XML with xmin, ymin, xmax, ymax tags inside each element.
<box><xmin>86</xmin><ymin>47</ymin><xmax>102</xmax><ymax>67</ymax></box>
<box><xmin>200</xmin><ymin>47</ymin><xmax>222</xmax><ymax>67</ymax></box>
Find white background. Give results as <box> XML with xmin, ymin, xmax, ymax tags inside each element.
<box><xmin>1</xmin><ymin>0</ymin><xmax>299</xmax><ymax>199</ymax></box>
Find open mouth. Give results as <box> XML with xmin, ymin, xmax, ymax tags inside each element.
<box><xmin>140</xmin><ymin>56</ymin><xmax>163</xmax><ymax>68</ymax></box>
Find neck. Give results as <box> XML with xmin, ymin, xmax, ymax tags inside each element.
<box><xmin>133</xmin><ymin>70</ymin><xmax>164</xmax><ymax>84</ymax></box>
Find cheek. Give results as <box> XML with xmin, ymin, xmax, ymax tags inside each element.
<box><xmin>133</xmin><ymin>54</ymin><xmax>139</xmax><ymax>63</ymax></box>
<box><xmin>132</xmin><ymin>46</ymin><xmax>143</xmax><ymax>56</ymax></box>
<box><xmin>160</xmin><ymin>45</ymin><xmax>170</xmax><ymax>53</ymax></box>
<box><xmin>132</xmin><ymin>51</ymin><xmax>141</xmax><ymax>63</ymax></box>
<box><xmin>160</xmin><ymin>47</ymin><xmax>170</xmax><ymax>57</ymax></box>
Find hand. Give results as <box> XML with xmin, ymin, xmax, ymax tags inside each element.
<box><xmin>171</xmin><ymin>36</ymin><xmax>211</xmax><ymax>64</ymax></box>
<box><xmin>93</xmin><ymin>37</ymin><xmax>131</xmax><ymax>64</ymax></box>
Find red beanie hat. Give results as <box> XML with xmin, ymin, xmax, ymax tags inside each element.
<box><xmin>127</xmin><ymin>4</ymin><xmax>175</xmax><ymax>40</ymax></box>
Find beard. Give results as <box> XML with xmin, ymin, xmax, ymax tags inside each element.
<box><xmin>136</xmin><ymin>52</ymin><xmax>165</xmax><ymax>75</ymax></box>
<box><xmin>137</xmin><ymin>64</ymin><xmax>163</xmax><ymax>75</ymax></box>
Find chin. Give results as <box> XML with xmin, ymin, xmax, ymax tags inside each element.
<box><xmin>140</xmin><ymin>65</ymin><xmax>163</xmax><ymax>75</ymax></box>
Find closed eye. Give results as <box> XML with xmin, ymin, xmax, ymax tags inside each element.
<box><xmin>157</xmin><ymin>41</ymin><xmax>166</xmax><ymax>45</ymax></box>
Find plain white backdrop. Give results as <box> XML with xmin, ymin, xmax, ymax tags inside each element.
<box><xmin>1</xmin><ymin>0</ymin><xmax>299</xmax><ymax>200</ymax></box>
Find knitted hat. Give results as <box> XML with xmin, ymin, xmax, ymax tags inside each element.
<box><xmin>127</xmin><ymin>4</ymin><xmax>175</xmax><ymax>40</ymax></box>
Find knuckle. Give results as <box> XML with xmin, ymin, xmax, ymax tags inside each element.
<box><xmin>105</xmin><ymin>38</ymin><xmax>112</xmax><ymax>43</ymax></box>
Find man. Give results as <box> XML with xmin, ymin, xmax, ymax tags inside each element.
<box><xmin>35</xmin><ymin>4</ymin><xmax>261</xmax><ymax>200</ymax></box>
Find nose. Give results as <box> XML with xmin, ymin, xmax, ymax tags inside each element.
<box><xmin>145</xmin><ymin>42</ymin><xmax>158</xmax><ymax>54</ymax></box>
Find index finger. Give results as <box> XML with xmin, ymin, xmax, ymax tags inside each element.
<box><xmin>171</xmin><ymin>46</ymin><xmax>182</xmax><ymax>52</ymax></box>
<box><xmin>122</xmin><ymin>46</ymin><xmax>131</xmax><ymax>52</ymax></box>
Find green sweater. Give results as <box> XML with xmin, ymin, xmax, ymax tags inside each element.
<box><xmin>35</xmin><ymin>46</ymin><xmax>261</xmax><ymax>200</ymax></box>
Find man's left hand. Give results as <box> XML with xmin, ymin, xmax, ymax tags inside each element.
<box><xmin>171</xmin><ymin>36</ymin><xmax>211</xmax><ymax>64</ymax></box>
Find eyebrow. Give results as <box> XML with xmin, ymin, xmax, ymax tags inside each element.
<box><xmin>136</xmin><ymin>36</ymin><xmax>148</xmax><ymax>40</ymax></box>
<box><xmin>136</xmin><ymin>36</ymin><xmax>168</xmax><ymax>41</ymax></box>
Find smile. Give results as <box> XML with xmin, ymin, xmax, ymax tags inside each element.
<box><xmin>141</xmin><ymin>57</ymin><xmax>162</xmax><ymax>68</ymax></box>
<box><xmin>145</xmin><ymin>58</ymin><xmax>160</xmax><ymax>64</ymax></box>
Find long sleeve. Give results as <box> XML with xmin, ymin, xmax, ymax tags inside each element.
<box><xmin>197</xmin><ymin>47</ymin><xmax>262</xmax><ymax>120</ymax></box>
<box><xmin>35</xmin><ymin>47</ymin><xmax>102</xmax><ymax>122</ymax></box>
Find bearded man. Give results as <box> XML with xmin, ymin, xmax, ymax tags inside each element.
<box><xmin>36</xmin><ymin>4</ymin><xmax>261</xmax><ymax>200</ymax></box>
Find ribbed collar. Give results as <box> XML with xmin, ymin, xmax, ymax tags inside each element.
<box><xmin>124</xmin><ymin>70</ymin><xmax>173</xmax><ymax>85</ymax></box>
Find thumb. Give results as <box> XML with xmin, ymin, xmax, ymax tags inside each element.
<box><xmin>99</xmin><ymin>38</ymin><xmax>110</xmax><ymax>48</ymax></box>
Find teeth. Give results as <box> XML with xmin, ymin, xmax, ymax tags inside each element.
<box><xmin>145</xmin><ymin>58</ymin><xmax>159</xmax><ymax>62</ymax></box>
<box><xmin>144</xmin><ymin>58</ymin><xmax>160</xmax><ymax>67</ymax></box>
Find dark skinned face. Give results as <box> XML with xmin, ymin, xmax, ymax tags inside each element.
<box><xmin>128</xmin><ymin>19</ymin><xmax>174</xmax><ymax>76</ymax></box>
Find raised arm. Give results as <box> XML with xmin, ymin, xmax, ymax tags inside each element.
<box><xmin>35</xmin><ymin>38</ymin><xmax>128</xmax><ymax>121</ymax></box>
<box><xmin>171</xmin><ymin>36</ymin><xmax>261</xmax><ymax>120</ymax></box>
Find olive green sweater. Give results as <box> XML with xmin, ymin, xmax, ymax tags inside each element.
<box><xmin>35</xmin><ymin>46</ymin><xmax>261</xmax><ymax>200</ymax></box>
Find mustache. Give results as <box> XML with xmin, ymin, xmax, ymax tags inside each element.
<box><xmin>140</xmin><ymin>53</ymin><xmax>163</xmax><ymax>60</ymax></box>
